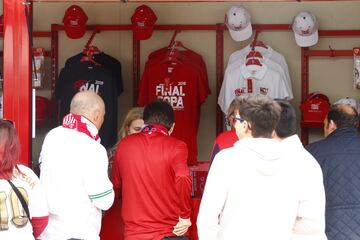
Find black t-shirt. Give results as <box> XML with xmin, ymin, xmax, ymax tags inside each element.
<box><xmin>56</xmin><ymin>62</ymin><xmax>118</xmax><ymax>149</ymax></box>
<box><xmin>65</xmin><ymin>52</ymin><xmax>124</xmax><ymax>95</ymax></box>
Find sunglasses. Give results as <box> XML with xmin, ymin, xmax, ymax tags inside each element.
<box><xmin>232</xmin><ymin>115</ymin><xmax>245</xmax><ymax>123</ymax></box>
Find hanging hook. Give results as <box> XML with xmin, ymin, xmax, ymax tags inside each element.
<box><xmin>85</xmin><ymin>29</ymin><xmax>100</xmax><ymax>49</ymax></box>
<box><xmin>168</xmin><ymin>30</ymin><xmax>181</xmax><ymax>48</ymax></box>
<box><xmin>251</xmin><ymin>30</ymin><xmax>261</xmax><ymax>50</ymax></box>
<box><xmin>329</xmin><ymin>45</ymin><xmax>335</xmax><ymax>57</ymax></box>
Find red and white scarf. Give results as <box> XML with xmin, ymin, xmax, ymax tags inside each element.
<box><xmin>62</xmin><ymin>113</ymin><xmax>100</xmax><ymax>142</ymax></box>
<box><xmin>141</xmin><ymin>123</ymin><xmax>169</xmax><ymax>136</ymax></box>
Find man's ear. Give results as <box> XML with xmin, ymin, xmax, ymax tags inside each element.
<box><xmin>168</xmin><ymin>123</ymin><xmax>175</xmax><ymax>135</ymax></box>
<box><xmin>271</xmin><ymin>130</ymin><xmax>278</xmax><ymax>140</ymax></box>
<box><xmin>92</xmin><ymin>109</ymin><xmax>100</xmax><ymax>122</ymax></box>
<box><xmin>329</xmin><ymin>119</ymin><xmax>337</xmax><ymax>131</ymax></box>
<box><xmin>244</xmin><ymin>121</ymin><xmax>251</xmax><ymax>134</ymax></box>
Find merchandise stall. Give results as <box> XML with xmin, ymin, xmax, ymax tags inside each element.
<box><xmin>2</xmin><ymin>1</ymin><xmax>360</xmax><ymax>240</ymax></box>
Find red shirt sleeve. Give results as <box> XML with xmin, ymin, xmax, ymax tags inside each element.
<box><xmin>111</xmin><ymin>149</ymin><xmax>122</xmax><ymax>199</ymax></box>
<box><xmin>171</xmin><ymin>141</ymin><xmax>192</xmax><ymax>219</ymax></box>
<box><xmin>32</xmin><ymin>215</ymin><xmax>49</xmax><ymax>238</ymax></box>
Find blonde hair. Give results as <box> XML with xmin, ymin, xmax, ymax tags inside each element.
<box><xmin>117</xmin><ymin>107</ymin><xmax>144</xmax><ymax>140</ymax></box>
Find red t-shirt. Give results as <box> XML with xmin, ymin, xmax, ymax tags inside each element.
<box><xmin>138</xmin><ymin>60</ymin><xmax>209</xmax><ymax>165</ymax></box>
<box><xmin>148</xmin><ymin>47</ymin><xmax>211</xmax><ymax>95</ymax></box>
<box><xmin>111</xmin><ymin>131</ymin><xmax>192</xmax><ymax>240</ymax></box>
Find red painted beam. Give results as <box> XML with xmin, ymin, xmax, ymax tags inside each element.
<box><xmin>304</xmin><ymin>49</ymin><xmax>353</xmax><ymax>57</ymax></box>
<box><xmin>3</xmin><ymin>0</ymin><xmax>32</xmax><ymax>166</ymax></box>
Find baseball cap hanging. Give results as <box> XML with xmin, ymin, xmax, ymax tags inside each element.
<box><xmin>334</xmin><ymin>97</ymin><xmax>359</xmax><ymax>112</ymax></box>
<box><xmin>131</xmin><ymin>5</ymin><xmax>157</xmax><ymax>41</ymax></box>
<box><xmin>63</xmin><ymin>5</ymin><xmax>88</xmax><ymax>39</ymax></box>
<box><xmin>292</xmin><ymin>11</ymin><xmax>319</xmax><ymax>47</ymax></box>
<box><xmin>225</xmin><ymin>6</ymin><xmax>252</xmax><ymax>42</ymax></box>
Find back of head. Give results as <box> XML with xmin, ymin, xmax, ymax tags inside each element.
<box><xmin>328</xmin><ymin>103</ymin><xmax>359</xmax><ymax>129</ymax></box>
<box><xmin>143</xmin><ymin>99</ymin><xmax>174</xmax><ymax>130</ymax></box>
<box><xmin>0</xmin><ymin>120</ymin><xmax>20</xmax><ymax>180</ymax></box>
<box><xmin>239</xmin><ymin>95</ymin><xmax>281</xmax><ymax>138</ymax></box>
<box><xmin>275</xmin><ymin>100</ymin><xmax>297</xmax><ymax>139</ymax></box>
<box><xmin>70</xmin><ymin>91</ymin><xmax>105</xmax><ymax>119</ymax></box>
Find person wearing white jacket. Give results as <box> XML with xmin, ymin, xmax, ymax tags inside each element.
<box><xmin>39</xmin><ymin>91</ymin><xmax>114</xmax><ymax>240</ymax></box>
<box><xmin>274</xmin><ymin>100</ymin><xmax>326</xmax><ymax>240</ymax></box>
<box><xmin>197</xmin><ymin>95</ymin><xmax>326</xmax><ymax>240</ymax></box>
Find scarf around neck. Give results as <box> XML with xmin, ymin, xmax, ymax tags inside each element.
<box><xmin>62</xmin><ymin>113</ymin><xmax>100</xmax><ymax>142</ymax></box>
<box><xmin>141</xmin><ymin>123</ymin><xmax>169</xmax><ymax>136</ymax></box>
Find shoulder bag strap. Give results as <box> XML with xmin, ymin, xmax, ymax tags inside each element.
<box><xmin>7</xmin><ymin>180</ymin><xmax>31</xmax><ymax>220</ymax></box>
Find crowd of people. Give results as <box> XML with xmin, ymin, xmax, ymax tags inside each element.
<box><xmin>1</xmin><ymin>91</ymin><xmax>359</xmax><ymax>240</ymax></box>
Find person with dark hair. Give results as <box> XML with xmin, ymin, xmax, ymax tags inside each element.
<box><xmin>0</xmin><ymin>119</ymin><xmax>49</xmax><ymax>240</ymax></box>
<box><xmin>39</xmin><ymin>91</ymin><xmax>114</xmax><ymax>240</ymax></box>
<box><xmin>197</xmin><ymin>95</ymin><xmax>326</xmax><ymax>240</ymax></box>
<box><xmin>274</xmin><ymin>100</ymin><xmax>297</xmax><ymax>138</ymax></box>
<box><xmin>274</xmin><ymin>100</ymin><xmax>326</xmax><ymax>239</ymax></box>
<box><xmin>112</xmin><ymin>99</ymin><xmax>192</xmax><ymax>240</ymax></box>
<box><xmin>306</xmin><ymin>103</ymin><xmax>360</xmax><ymax>240</ymax></box>
<box><xmin>209</xmin><ymin>98</ymin><xmax>240</xmax><ymax>163</ymax></box>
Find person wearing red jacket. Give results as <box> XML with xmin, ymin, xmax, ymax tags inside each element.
<box><xmin>112</xmin><ymin>99</ymin><xmax>192</xmax><ymax>240</ymax></box>
<box><xmin>209</xmin><ymin>98</ymin><xmax>241</xmax><ymax>163</ymax></box>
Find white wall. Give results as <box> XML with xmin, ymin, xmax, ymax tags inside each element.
<box><xmin>31</xmin><ymin>1</ymin><xmax>360</xmax><ymax>162</ymax></box>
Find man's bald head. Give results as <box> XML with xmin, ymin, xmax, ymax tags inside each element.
<box><xmin>70</xmin><ymin>91</ymin><xmax>105</xmax><ymax>130</ymax></box>
<box><xmin>324</xmin><ymin>103</ymin><xmax>359</xmax><ymax>137</ymax></box>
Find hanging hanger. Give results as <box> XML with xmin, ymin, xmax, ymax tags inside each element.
<box><xmin>163</xmin><ymin>42</ymin><xmax>182</xmax><ymax>64</ymax></box>
<box><xmin>81</xmin><ymin>30</ymin><xmax>101</xmax><ymax>66</ymax></box>
<box><xmin>246</xmin><ymin>50</ymin><xmax>263</xmax><ymax>60</ymax></box>
<box><xmin>245</xmin><ymin>58</ymin><xmax>262</xmax><ymax>66</ymax></box>
<box><xmin>250</xmin><ymin>30</ymin><xmax>268</xmax><ymax>50</ymax></box>
<box><xmin>167</xmin><ymin>30</ymin><xmax>181</xmax><ymax>48</ymax></box>
<box><xmin>171</xmin><ymin>40</ymin><xmax>191</xmax><ymax>51</ymax></box>
<box><xmin>252</xmin><ymin>40</ymin><xmax>268</xmax><ymax>49</ymax></box>
<box><xmin>163</xmin><ymin>30</ymin><xmax>183</xmax><ymax>64</ymax></box>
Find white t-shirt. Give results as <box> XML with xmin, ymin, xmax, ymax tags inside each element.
<box><xmin>39</xmin><ymin>125</ymin><xmax>114</xmax><ymax>240</ymax></box>
<box><xmin>227</xmin><ymin>53</ymin><xmax>293</xmax><ymax>100</ymax></box>
<box><xmin>228</xmin><ymin>45</ymin><xmax>293</xmax><ymax>100</ymax></box>
<box><xmin>0</xmin><ymin>165</ymin><xmax>48</xmax><ymax>240</ymax></box>
<box><xmin>218</xmin><ymin>62</ymin><xmax>290</xmax><ymax>114</ymax></box>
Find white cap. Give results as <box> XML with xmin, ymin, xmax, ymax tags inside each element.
<box><xmin>334</xmin><ymin>97</ymin><xmax>359</xmax><ymax>112</ymax></box>
<box><xmin>292</xmin><ymin>11</ymin><xmax>319</xmax><ymax>47</ymax></box>
<box><xmin>226</xmin><ymin>6</ymin><xmax>252</xmax><ymax>42</ymax></box>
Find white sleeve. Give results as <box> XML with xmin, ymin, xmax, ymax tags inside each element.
<box><xmin>197</xmin><ymin>153</ymin><xmax>229</xmax><ymax>240</ymax></box>
<box><xmin>276</xmin><ymin>71</ymin><xmax>292</xmax><ymax>100</ymax></box>
<box><xmin>272</xmin><ymin>60</ymin><xmax>293</xmax><ymax>100</ymax></box>
<box><xmin>292</xmin><ymin>154</ymin><xmax>327</xmax><ymax>240</ymax></box>
<box><xmin>218</xmin><ymin>67</ymin><xmax>234</xmax><ymax>114</ymax></box>
<box><xmin>82</xmin><ymin>146</ymin><xmax>114</xmax><ymax>211</ymax></box>
<box><xmin>279</xmin><ymin>56</ymin><xmax>293</xmax><ymax>100</ymax></box>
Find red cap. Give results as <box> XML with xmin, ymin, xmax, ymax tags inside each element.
<box><xmin>63</xmin><ymin>5</ymin><xmax>88</xmax><ymax>39</ymax></box>
<box><xmin>131</xmin><ymin>5</ymin><xmax>157</xmax><ymax>40</ymax></box>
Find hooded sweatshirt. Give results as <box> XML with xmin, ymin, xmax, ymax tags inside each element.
<box><xmin>197</xmin><ymin>137</ymin><xmax>326</xmax><ymax>240</ymax></box>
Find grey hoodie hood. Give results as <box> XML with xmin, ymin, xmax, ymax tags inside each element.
<box><xmin>234</xmin><ymin>137</ymin><xmax>285</xmax><ymax>176</ymax></box>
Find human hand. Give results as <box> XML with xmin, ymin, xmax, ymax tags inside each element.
<box><xmin>172</xmin><ymin>217</ymin><xmax>191</xmax><ymax>236</ymax></box>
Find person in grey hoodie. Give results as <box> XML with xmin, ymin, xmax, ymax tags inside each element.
<box><xmin>197</xmin><ymin>95</ymin><xmax>327</xmax><ymax>240</ymax></box>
